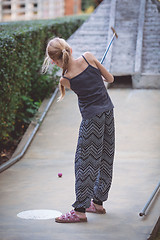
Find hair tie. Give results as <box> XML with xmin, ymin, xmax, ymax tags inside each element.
<box><xmin>62</xmin><ymin>49</ymin><xmax>66</xmax><ymax>53</ymax></box>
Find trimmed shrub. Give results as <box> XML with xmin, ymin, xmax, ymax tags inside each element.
<box><xmin>0</xmin><ymin>15</ymin><xmax>89</xmax><ymax>150</ymax></box>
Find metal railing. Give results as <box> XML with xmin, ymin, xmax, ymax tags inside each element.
<box><xmin>139</xmin><ymin>181</ymin><xmax>160</xmax><ymax>217</ymax></box>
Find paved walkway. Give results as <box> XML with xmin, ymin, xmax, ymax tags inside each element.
<box><xmin>0</xmin><ymin>88</ymin><xmax>160</xmax><ymax>240</ymax></box>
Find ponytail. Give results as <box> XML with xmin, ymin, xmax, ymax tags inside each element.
<box><xmin>62</xmin><ymin>49</ymin><xmax>69</xmax><ymax>75</ymax></box>
<box><xmin>42</xmin><ymin>37</ymin><xmax>71</xmax><ymax>101</ymax></box>
<box><xmin>57</xmin><ymin>83</ymin><xmax>65</xmax><ymax>102</ymax></box>
<box><xmin>58</xmin><ymin>48</ymin><xmax>69</xmax><ymax>101</ymax></box>
<box><xmin>41</xmin><ymin>55</ymin><xmax>51</xmax><ymax>74</ymax></box>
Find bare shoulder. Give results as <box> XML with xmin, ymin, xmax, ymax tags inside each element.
<box><xmin>83</xmin><ymin>52</ymin><xmax>96</xmax><ymax>61</ymax></box>
<box><xmin>83</xmin><ymin>52</ymin><xmax>114</xmax><ymax>83</ymax></box>
<box><xmin>83</xmin><ymin>52</ymin><xmax>98</xmax><ymax>67</ymax></box>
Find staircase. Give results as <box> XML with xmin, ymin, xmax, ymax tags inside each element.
<box><xmin>110</xmin><ymin>0</ymin><xmax>141</xmax><ymax>76</ymax></box>
<box><xmin>67</xmin><ymin>0</ymin><xmax>111</xmax><ymax>61</ymax></box>
<box><xmin>142</xmin><ymin>0</ymin><xmax>160</xmax><ymax>74</ymax></box>
<box><xmin>67</xmin><ymin>0</ymin><xmax>160</xmax><ymax>88</ymax></box>
<box><xmin>132</xmin><ymin>0</ymin><xmax>160</xmax><ymax>88</ymax></box>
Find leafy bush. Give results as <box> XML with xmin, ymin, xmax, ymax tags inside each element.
<box><xmin>0</xmin><ymin>15</ymin><xmax>89</xmax><ymax>151</ymax></box>
<box><xmin>81</xmin><ymin>0</ymin><xmax>102</xmax><ymax>11</ymax></box>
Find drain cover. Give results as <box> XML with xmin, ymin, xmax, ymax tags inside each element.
<box><xmin>17</xmin><ymin>209</ymin><xmax>62</xmax><ymax>220</ymax></box>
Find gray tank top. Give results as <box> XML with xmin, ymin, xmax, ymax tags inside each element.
<box><xmin>63</xmin><ymin>55</ymin><xmax>114</xmax><ymax>120</ymax></box>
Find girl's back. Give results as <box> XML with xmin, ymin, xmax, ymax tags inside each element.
<box><xmin>62</xmin><ymin>54</ymin><xmax>114</xmax><ymax>120</ymax></box>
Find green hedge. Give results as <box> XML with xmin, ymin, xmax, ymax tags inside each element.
<box><xmin>0</xmin><ymin>15</ymin><xmax>89</xmax><ymax>150</ymax></box>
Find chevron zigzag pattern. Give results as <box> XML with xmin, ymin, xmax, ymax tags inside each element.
<box><xmin>72</xmin><ymin>110</ymin><xmax>115</xmax><ymax>209</ymax></box>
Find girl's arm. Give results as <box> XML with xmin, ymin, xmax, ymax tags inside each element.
<box><xmin>95</xmin><ymin>60</ymin><xmax>114</xmax><ymax>83</ymax></box>
<box><xmin>84</xmin><ymin>52</ymin><xmax>114</xmax><ymax>83</ymax></box>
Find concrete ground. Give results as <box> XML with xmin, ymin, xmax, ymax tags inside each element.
<box><xmin>0</xmin><ymin>88</ymin><xmax>160</xmax><ymax>240</ymax></box>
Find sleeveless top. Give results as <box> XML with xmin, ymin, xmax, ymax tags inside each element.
<box><xmin>62</xmin><ymin>55</ymin><xmax>114</xmax><ymax>120</ymax></box>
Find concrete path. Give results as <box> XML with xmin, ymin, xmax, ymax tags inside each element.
<box><xmin>0</xmin><ymin>88</ymin><xmax>160</xmax><ymax>240</ymax></box>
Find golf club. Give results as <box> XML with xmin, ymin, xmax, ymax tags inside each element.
<box><xmin>101</xmin><ymin>27</ymin><xmax>118</xmax><ymax>64</ymax></box>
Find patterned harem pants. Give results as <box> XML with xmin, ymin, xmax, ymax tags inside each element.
<box><xmin>72</xmin><ymin>109</ymin><xmax>115</xmax><ymax>209</ymax></box>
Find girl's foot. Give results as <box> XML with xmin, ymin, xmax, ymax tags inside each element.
<box><xmin>86</xmin><ymin>200</ymin><xmax>106</xmax><ymax>214</ymax></box>
<box><xmin>75</xmin><ymin>211</ymin><xmax>86</xmax><ymax>219</ymax></box>
<box><xmin>55</xmin><ymin>210</ymin><xmax>87</xmax><ymax>223</ymax></box>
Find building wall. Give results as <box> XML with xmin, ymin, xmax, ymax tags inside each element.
<box><xmin>0</xmin><ymin>0</ymin><xmax>65</xmax><ymax>22</ymax></box>
<box><xmin>65</xmin><ymin>0</ymin><xmax>81</xmax><ymax>15</ymax></box>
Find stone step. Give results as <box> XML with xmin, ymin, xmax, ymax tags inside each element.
<box><xmin>69</xmin><ymin>38</ymin><xmax>108</xmax><ymax>45</ymax></box>
<box><xmin>80</xmin><ymin>23</ymin><xmax>109</xmax><ymax>28</ymax></box>
<box><xmin>70</xmin><ymin>31</ymin><xmax>109</xmax><ymax>36</ymax></box>
<box><xmin>143</xmin><ymin>35</ymin><xmax>160</xmax><ymax>40</ymax></box>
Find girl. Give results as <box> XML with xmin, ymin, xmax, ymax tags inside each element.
<box><xmin>42</xmin><ymin>37</ymin><xmax>115</xmax><ymax>223</ymax></box>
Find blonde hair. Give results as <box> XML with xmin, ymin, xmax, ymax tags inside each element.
<box><xmin>42</xmin><ymin>37</ymin><xmax>71</xmax><ymax>101</ymax></box>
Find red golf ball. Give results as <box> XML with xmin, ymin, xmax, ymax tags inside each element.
<box><xmin>58</xmin><ymin>173</ymin><xmax>62</xmax><ymax>178</ymax></box>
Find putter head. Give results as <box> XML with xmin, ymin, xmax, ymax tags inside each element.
<box><xmin>111</xmin><ymin>27</ymin><xmax>118</xmax><ymax>38</ymax></box>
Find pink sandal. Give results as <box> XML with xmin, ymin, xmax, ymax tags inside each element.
<box><xmin>55</xmin><ymin>210</ymin><xmax>87</xmax><ymax>223</ymax></box>
<box><xmin>86</xmin><ymin>200</ymin><xmax>106</xmax><ymax>214</ymax></box>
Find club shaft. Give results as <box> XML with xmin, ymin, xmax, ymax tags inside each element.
<box><xmin>101</xmin><ymin>33</ymin><xmax>115</xmax><ymax>64</ymax></box>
